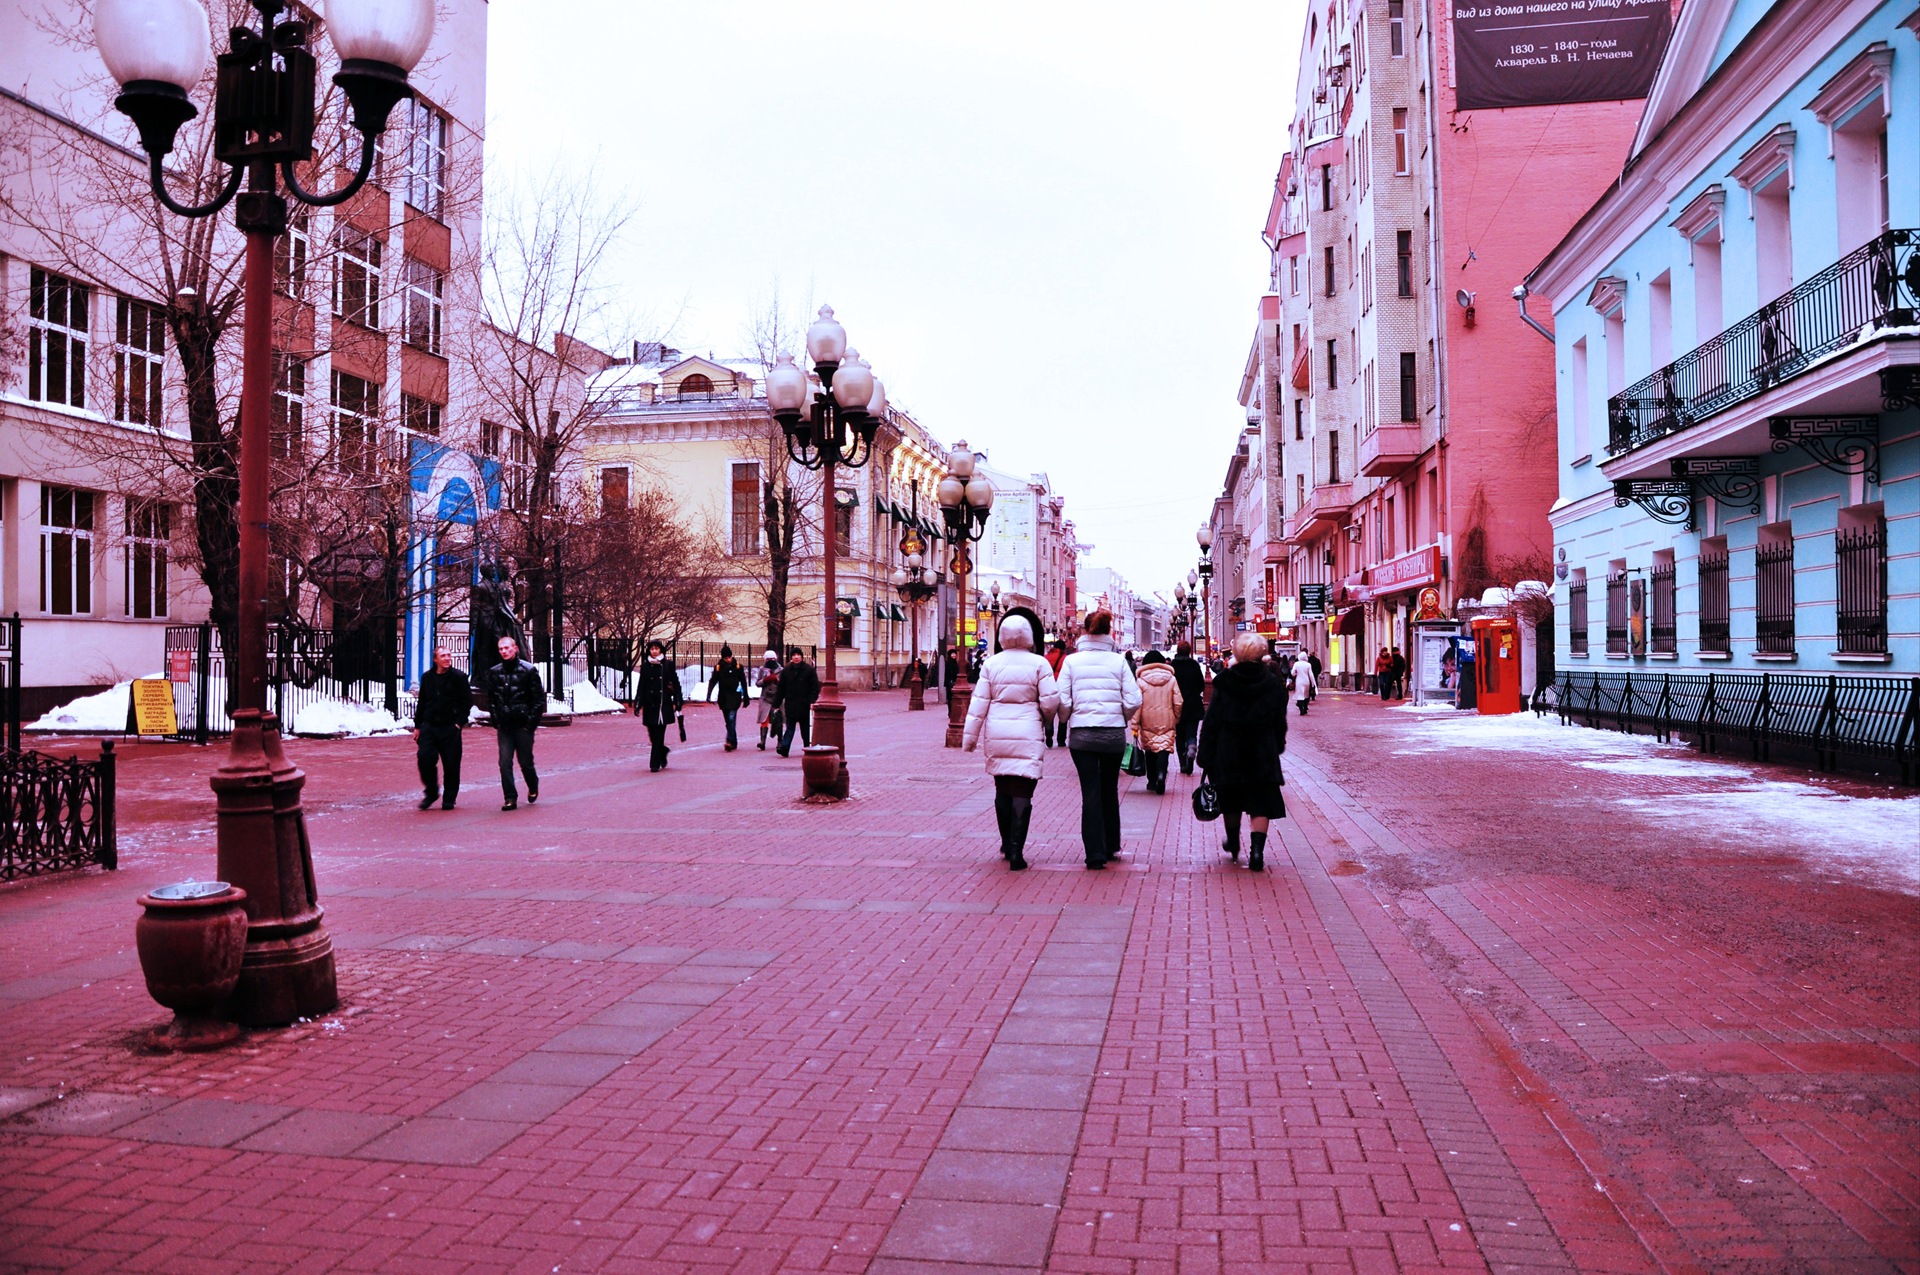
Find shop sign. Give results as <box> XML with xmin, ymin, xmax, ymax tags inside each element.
<box><xmin>129</xmin><ymin>679</ymin><xmax>178</xmax><ymax>736</ymax></box>
<box><xmin>1368</xmin><ymin>545</ymin><xmax>1441</xmax><ymax>594</ymax></box>
<box><xmin>1298</xmin><ymin>583</ymin><xmax>1329</xmax><ymax>620</ymax></box>
<box><xmin>167</xmin><ymin>649</ymin><xmax>192</xmax><ymax>682</ymax></box>
<box><xmin>1452</xmin><ymin>0</ymin><xmax>1672</xmax><ymax>111</ymax></box>
<box><xmin>1275</xmin><ymin>596</ymin><xmax>1299</xmax><ymax>623</ymax></box>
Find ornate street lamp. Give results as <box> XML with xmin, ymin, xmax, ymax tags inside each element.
<box><xmin>1195</xmin><ymin>526</ymin><xmax>1215</xmax><ymax>660</ymax></box>
<box><xmin>95</xmin><ymin>0</ymin><xmax>436</xmax><ymax>1027</ymax></box>
<box><xmin>937</xmin><ymin>441</ymin><xmax>993</xmax><ymax>748</ymax></box>
<box><xmin>766</xmin><ymin>307</ymin><xmax>887</xmax><ymax>799</ymax></box>
<box><xmin>891</xmin><ymin>547</ymin><xmax>938</xmax><ymax>710</ymax></box>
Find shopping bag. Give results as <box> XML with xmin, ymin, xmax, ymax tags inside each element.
<box><xmin>1121</xmin><ymin>742</ymin><xmax>1147</xmax><ymax>777</ymax></box>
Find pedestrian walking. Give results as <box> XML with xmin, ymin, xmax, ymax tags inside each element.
<box><xmin>1289</xmin><ymin>651</ymin><xmax>1316</xmax><ymax>715</ymax></box>
<box><xmin>776</xmin><ymin>647</ymin><xmax>820</xmax><ymax>756</ymax></box>
<box><xmin>1389</xmin><ymin>646</ymin><xmax>1408</xmax><ymax>699</ymax></box>
<box><xmin>1170</xmin><ymin>641</ymin><xmax>1206</xmax><ymax>775</ymax></box>
<box><xmin>1306</xmin><ymin>650</ymin><xmax>1322</xmax><ymax>701</ymax></box>
<box><xmin>1042</xmin><ymin>639</ymin><xmax>1068</xmax><ymax>747</ymax></box>
<box><xmin>1197</xmin><ymin>631</ymin><xmax>1290</xmax><ymax>872</ymax></box>
<box><xmin>1057</xmin><ymin>609</ymin><xmax>1142</xmax><ymax>869</ymax></box>
<box><xmin>633</xmin><ymin>640</ymin><xmax>684</xmax><ymax>772</ymax></box>
<box><xmin>961</xmin><ymin>614</ymin><xmax>1060</xmax><ymax>872</ymax></box>
<box><xmin>941</xmin><ymin>645</ymin><xmax>959</xmax><ymax>704</ymax></box>
<box><xmin>1133</xmin><ymin>649</ymin><xmax>1182</xmax><ymax>795</ymax></box>
<box><xmin>413</xmin><ymin>645</ymin><xmax>471</xmax><ymax>810</ymax></box>
<box><xmin>706</xmin><ymin>645</ymin><xmax>750</xmax><ymax>751</ymax></box>
<box><xmin>755</xmin><ymin>650</ymin><xmax>782</xmax><ymax>749</ymax></box>
<box><xmin>482</xmin><ymin>635</ymin><xmax>545</xmax><ymax>810</ymax></box>
<box><xmin>1374</xmin><ymin>647</ymin><xmax>1393</xmax><ymax>700</ymax></box>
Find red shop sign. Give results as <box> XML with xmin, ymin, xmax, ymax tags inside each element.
<box><xmin>1367</xmin><ymin>546</ymin><xmax>1440</xmax><ymax>594</ymax></box>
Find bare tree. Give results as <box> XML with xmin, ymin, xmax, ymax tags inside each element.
<box><xmin>734</xmin><ymin>282</ymin><xmax>825</xmax><ymax>653</ymax></box>
<box><xmin>570</xmin><ymin>487</ymin><xmax>728</xmax><ymax>670</ymax></box>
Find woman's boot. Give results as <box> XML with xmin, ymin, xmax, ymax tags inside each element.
<box><xmin>1248</xmin><ymin>830</ymin><xmax>1267</xmax><ymax>872</ymax></box>
<box><xmin>1222</xmin><ymin>811</ymin><xmax>1241</xmax><ymax>861</ymax></box>
<box><xmin>757</xmin><ymin>725</ymin><xmax>767</xmax><ymax>750</ymax></box>
<box><xmin>993</xmin><ymin>793</ymin><xmax>1014</xmax><ymax>861</ymax></box>
<box><xmin>1007</xmin><ymin>798</ymin><xmax>1032</xmax><ymax>871</ymax></box>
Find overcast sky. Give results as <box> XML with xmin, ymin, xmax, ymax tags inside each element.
<box><xmin>486</xmin><ymin>1</ymin><xmax>1307</xmax><ymax>599</ymax></box>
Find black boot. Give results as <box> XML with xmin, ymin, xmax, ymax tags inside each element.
<box><xmin>1249</xmin><ymin>830</ymin><xmax>1267</xmax><ymax>872</ymax></box>
<box><xmin>1007</xmin><ymin>798</ymin><xmax>1032</xmax><ymax>871</ymax></box>
<box><xmin>1222</xmin><ymin>811</ymin><xmax>1241</xmax><ymax>861</ymax></box>
<box><xmin>993</xmin><ymin>793</ymin><xmax>1014</xmax><ymax>862</ymax></box>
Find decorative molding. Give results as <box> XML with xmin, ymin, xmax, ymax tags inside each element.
<box><xmin>1902</xmin><ymin>6</ymin><xmax>1920</xmax><ymax>39</ymax></box>
<box><xmin>1807</xmin><ymin>41</ymin><xmax>1894</xmax><ymax>128</ymax></box>
<box><xmin>1633</xmin><ymin>0</ymin><xmax>1743</xmax><ymax>154</ymax></box>
<box><xmin>1612</xmin><ymin>479</ymin><xmax>1695</xmax><ymax>529</ymax></box>
<box><xmin>1671</xmin><ymin>456</ymin><xmax>1761</xmax><ymax>515</ymax></box>
<box><xmin>1671</xmin><ymin>184</ymin><xmax>1726</xmax><ymax>241</ymax></box>
<box><xmin>1882</xmin><ymin>366</ymin><xmax>1920</xmax><ymax>412</ymax></box>
<box><xmin>1729</xmin><ymin>123</ymin><xmax>1796</xmax><ymax>193</ymax></box>
<box><xmin>1768</xmin><ymin>415</ymin><xmax>1881</xmax><ymax>484</ymax></box>
<box><xmin>1587</xmin><ymin>276</ymin><xmax>1628</xmax><ymax>317</ymax></box>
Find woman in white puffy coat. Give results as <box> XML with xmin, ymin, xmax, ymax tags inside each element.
<box><xmin>1057</xmin><ymin>609</ymin><xmax>1142</xmax><ymax>869</ymax></box>
<box><xmin>962</xmin><ymin>614</ymin><xmax>1060</xmax><ymax>871</ymax></box>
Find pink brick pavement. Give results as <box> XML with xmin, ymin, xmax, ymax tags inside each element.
<box><xmin>1</xmin><ymin>690</ymin><xmax>1915</xmax><ymax>1273</ymax></box>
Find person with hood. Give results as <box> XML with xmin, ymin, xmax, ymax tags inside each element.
<box><xmin>1170</xmin><ymin>641</ymin><xmax>1206</xmax><ymax>775</ymax></box>
<box><xmin>776</xmin><ymin>647</ymin><xmax>820</xmax><ymax>756</ymax></box>
<box><xmin>1132</xmin><ymin>650</ymin><xmax>1182</xmax><ymax>795</ymax></box>
<box><xmin>961</xmin><ymin>614</ymin><xmax>1060</xmax><ymax>871</ymax></box>
<box><xmin>1289</xmin><ymin>651</ymin><xmax>1316</xmax><ymax>715</ymax></box>
<box><xmin>1198</xmin><ymin>631</ymin><xmax>1291</xmax><ymax>871</ymax></box>
<box><xmin>1374</xmin><ymin>647</ymin><xmax>1393</xmax><ymax>700</ymax></box>
<box><xmin>706</xmin><ymin>645</ymin><xmax>750</xmax><ymax>751</ymax></box>
<box><xmin>481</xmin><ymin>635</ymin><xmax>545</xmax><ymax>810</ymax></box>
<box><xmin>1057</xmin><ymin>609</ymin><xmax>1142</xmax><ymax>869</ymax></box>
<box><xmin>633</xmin><ymin>639</ymin><xmax>684</xmax><ymax>772</ymax></box>
<box><xmin>754</xmin><ymin>650</ymin><xmax>782</xmax><ymax>749</ymax></box>
<box><xmin>1042</xmin><ymin>640</ymin><xmax>1068</xmax><ymax>747</ymax></box>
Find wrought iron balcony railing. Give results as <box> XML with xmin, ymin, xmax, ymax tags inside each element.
<box><xmin>1607</xmin><ymin>228</ymin><xmax>1919</xmax><ymax>456</ymax></box>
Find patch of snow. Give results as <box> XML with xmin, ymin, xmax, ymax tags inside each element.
<box><xmin>29</xmin><ymin>676</ymin><xmax>162</xmax><ymax>732</ymax></box>
<box><xmin>289</xmin><ymin>699</ymin><xmax>407</xmax><ymax>738</ymax></box>
<box><xmin>567</xmin><ymin>682</ymin><xmax>624</xmax><ymax>714</ymax></box>
<box><xmin>1389</xmin><ymin>701</ymin><xmax>1457</xmax><ymax>713</ymax></box>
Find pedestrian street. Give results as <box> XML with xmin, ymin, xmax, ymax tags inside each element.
<box><xmin>2</xmin><ymin>690</ymin><xmax>1914</xmax><ymax>1273</ymax></box>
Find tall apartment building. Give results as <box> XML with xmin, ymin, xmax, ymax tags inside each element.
<box><xmin>1234</xmin><ymin>0</ymin><xmax>1671</xmax><ymax>684</ymax></box>
<box><xmin>1</xmin><ymin>1</ymin><xmax>491</xmax><ymax>712</ymax></box>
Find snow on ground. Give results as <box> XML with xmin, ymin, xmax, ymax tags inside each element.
<box><xmin>289</xmin><ymin>699</ymin><xmax>408</xmax><ymax>738</ymax></box>
<box><xmin>1387</xmin><ymin>707</ymin><xmax>1920</xmax><ymax>892</ymax></box>
<box><xmin>28</xmin><ymin>677</ymin><xmax>160</xmax><ymax>732</ymax></box>
<box><xmin>566</xmin><ymin>682</ymin><xmax>623</xmax><ymax>714</ymax></box>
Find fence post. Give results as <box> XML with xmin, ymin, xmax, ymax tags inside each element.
<box><xmin>1701</xmin><ymin>672</ymin><xmax>1717</xmax><ymax>754</ymax></box>
<box><xmin>7</xmin><ymin>612</ymin><xmax>21</xmax><ymax>753</ymax></box>
<box><xmin>1820</xmin><ymin>674</ymin><xmax>1839</xmax><ymax>774</ymax></box>
<box><xmin>1901</xmin><ymin>678</ymin><xmax>1920</xmax><ymax>786</ymax></box>
<box><xmin>1658</xmin><ymin>673</ymin><xmax>1672</xmax><ymax>742</ymax></box>
<box><xmin>97</xmin><ymin>740</ymin><xmax>116</xmax><ymax>871</ymax></box>
<box><xmin>1754</xmin><ymin>671</ymin><xmax>1772</xmax><ymax>762</ymax></box>
<box><xmin>195</xmin><ymin>622</ymin><xmax>213</xmax><ymax>746</ymax></box>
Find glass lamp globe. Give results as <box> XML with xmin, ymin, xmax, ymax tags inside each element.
<box><xmin>948</xmin><ymin>443</ymin><xmax>975</xmax><ymax>480</ymax></box>
<box><xmin>832</xmin><ymin>351</ymin><xmax>874</xmax><ymax>409</ymax></box>
<box><xmin>806</xmin><ymin>305</ymin><xmax>848</xmax><ymax>366</ymax></box>
<box><xmin>866</xmin><ymin>376</ymin><xmax>887</xmax><ymax>419</ymax></box>
<box><xmin>96</xmin><ymin>0</ymin><xmax>210</xmax><ymax>91</ymax></box>
<box><xmin>891</xmin><ymin>568</ymin><xmax>908</xmax><ymax>588</ymax></box>
<box><xmin>1188</xmin><ymin>569</ymin><xmax>1199</xmax><ymax>587</ymax></box>
<box><xmin>327</xmin><ymin>0</ymin><xmax>436</xmax><ymax>71</ymax></box>
<box><xmin>907</xmin><ymin>551</ymin><xmax>924</xmax><ymax>569</ymax></box>
<box><xmin>937</xmin><ymin>474</ymin><xmax>966</xmax><ymax>509</ymax></box>
<box><xmin>766</xmin><ymin>353</ymin><xmax>808</xmax><ymax>413</ymax></box>
<box><xmin>965</xmin><ymin>475</ymin><xmax>995</xmax><ymax>511</ymax></box>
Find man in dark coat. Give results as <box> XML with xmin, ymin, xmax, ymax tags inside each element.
<box><xmin>1197</xmin><ymin>632</ymin><xmax>1291</xmax><ymax>872</ymax></box>
<box><xmin>1169</xmin><ymin>641</ymin><xmax>1207</xmax><ymax>775</ymax></box>
<box><xmin>482</xmin><ymin>635</ymin><xmax>545</xmax><ymax>810</ymax></box>
<box><xmin>1389</xmin><ymin>646</ymin><xmax>1408</xmax><ymax>699</ymax></box>
<box><xmin>942</xmin><ymin>646</ymin><xmax>959</xmax><ymax>702</ymax></box>
<box><xmin>413</xmin><ymin>645</ymin><xmax>471</xmax><ymax>809</ymax></box>
<box><xmin>706</xmin><ymin>645</ymin><xmax>750</xmax><ymax>751</ymax></box>
<box><xmin>776</xmin><ymin>647</ymin><xmax>820</xmax><ymax>757</ymax></box>
<box><xmin>634</xmin><ymin>640</ymin><xmax>685</xmax><ymax>772</ymax></box>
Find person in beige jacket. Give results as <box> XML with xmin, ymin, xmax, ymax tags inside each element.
<box><xmin>1133</xmin><ymin>650</ymin><xmax>1183</xmax><ymax>795</ymax></box>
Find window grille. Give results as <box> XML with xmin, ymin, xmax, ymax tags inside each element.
<box><xmin>1755</xmin><ymin>537</ymin><xmax>1795</xmax><ymax>654</ymax></box>
<box><xmin>1568</xmin><ymin>580</ymin><xmax>1589</xmax><ymax>656</ymax></box>
<box><xmin>114</xmin><ymin>297</ymin><xmax>165</xmax><ymax>426</ymax></box>
<box><xmin>1650</xmin><ymin>560</ymin><xmax>1676</xmax><ymax>654</ymax></box>
<box><xmin>28</xmin><ymin>267</ymin><xmax>88</xmax><ymax>409</ymax></box>
<box><xmin>1835</xmin><ymin>518</ymin><xmax>1887</xmax><ymax>655</ymax></box>
<box><xmin>1605</xmin><ymin>570</ymin><xmax>1628</xmax><ymax>655</ymax></box>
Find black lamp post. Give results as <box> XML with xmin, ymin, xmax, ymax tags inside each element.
<box><xmin>1196</xmin><ymin>526</ymin><xmax>1215</xmax><ymax>660</ymax></box>
<box><xmin>95</xmin><ymin>0</ymin><xmax>435</xmax><ymax>1026</ymax></box>
<box><xmin>936</xmin><ymin>441</ymin><xmax>994</xmax><ymax>748</ymax></box>
<box><xmin>891</xmin><ymin>543</ymin><xmax>938</xmax><ymax>711</ymax></box>
<box><xmin>765</xmin><ymin>308</ymin><xmax>887</xmax><ymax>800</ymax></box>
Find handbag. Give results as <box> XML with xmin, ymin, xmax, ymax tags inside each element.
<box><xmin>1121</xmin><ymin>740</ymin><xmax>1147</xmax><ymax>777</ymax></box>
<box><xmin>1191</xmin><ymin>777</ymin><xmax>1221</xmax><ymax>822</ymax></box>
<box><xmin>677</xmin><ymin>712</ymin><xmax>687</xmax><ymax>742</ymax></box>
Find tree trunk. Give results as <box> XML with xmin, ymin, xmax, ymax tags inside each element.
<box><xmin>763</xmin><ymin>484</ymin><xmax>796</xmax><ymax>653</ymax></box>
<box><xmin>178</xmin><ymin>311</ymin><xmax>241</xmax><ymax>665</ymax></box>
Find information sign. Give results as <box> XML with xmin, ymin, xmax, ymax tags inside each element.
<box><xmin>130</xmin><ymin>679</ymin><xmax>179</xmax><ymax>736</ymax></box>
<box><xmin>1299</xmin><ymin>583</ymin><xmax>1329</xmax><ymax>621</ymax></box>
<box><xmin>1452</xmin><ymin>0</ymin><xmax>1671</xmax><ymax>111</ymax></box>
<box><xmin>167</xmin><ymin>649</ymin><xmax>192</xmax><ymax>682</ymax></box>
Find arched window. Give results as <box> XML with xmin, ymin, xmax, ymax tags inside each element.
<box><xmin>678</xmin><ymin>373</ymin><xmax>713</xmax><ymax>397</ymax></box>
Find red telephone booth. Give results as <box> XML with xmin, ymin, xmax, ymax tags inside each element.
<box><xmin>1471</xmin><ymin>617</ymin><xmax>1522</xmax><ymax>715</ymax></box>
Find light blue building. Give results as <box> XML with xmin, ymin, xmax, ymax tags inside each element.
<box><xmin>1524</xmin><ymin>0</ymin><xmax>1918</xmax><ymax>774</ymax></box>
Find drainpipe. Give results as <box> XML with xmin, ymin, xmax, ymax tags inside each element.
<box><xmin>1512</xmin><ymin>284</ymin><xmax>1555</xmax><ymax>344</ymax></box>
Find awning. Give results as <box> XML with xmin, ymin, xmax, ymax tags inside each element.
<box><xmin>1334</xmin><ymin>605</ymin><xmax>1366</xmax><ymax>636</ymax></box>
<box><xmin>890</xmin><ymin>604</ymin><xmax>907</xmax><ymax>621</ymax></box>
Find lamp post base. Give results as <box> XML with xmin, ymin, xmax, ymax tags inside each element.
<box><xmin>212</xmin><ymin>710</ymin><xmax>337</xmax><ymax>1027</ymax></box>
<box><xmin>944</xmin><ymin>679</ymin><xmax>972</xmax><ymax>748</ymax></box>
<box><xmin>906</xmin><ymin>673</ymin><xmax>925</xmax><ymax>710</ymax></box>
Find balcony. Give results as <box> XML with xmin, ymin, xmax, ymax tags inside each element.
<box><xmin>1290</xmin><ymin>338</ymin><xmax>1311</xmax><ymax>390</ymax></box>
<box><xmin>1359</xmin><ymin>423</ymin><xmax>1423</xmax><ymax>476</ymax></box>
<box><xmin>1297</xmin><ymin>481</ymin><xmax>1354</xmax><ymax>535</ymax></box>
<box><xmin>1606</xmin><ymin>229</ymin><xmax>1918</xmax><ymax>460</ymax></box>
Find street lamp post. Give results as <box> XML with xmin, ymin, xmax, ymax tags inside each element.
<box><xmin>1196</xmin><ymin>526</ymin><xmax>1215</xmax><ymax>660</ymax></box>
<box><xmin>891</xmin><ymin>549</ymin><xmax>937</xmax><ymax>711</ymax></box>
<box><xmin>937</xmin><ymin>441</ymin><xmax>993</xmax><ymax>748</ymax></box>
<box><xmin>766</xmin><ymin>308</ymin><xmax>887</xmax><ymax>800</ymax></box>
<box><xmin>96</xmin><ymin>0</ymin><xmax>435</xmax><ymax>1026</ymax></box>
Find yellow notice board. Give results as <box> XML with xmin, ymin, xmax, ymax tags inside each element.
<box><xmin>130</xmin><ymin>679</ymin><xmax>178</xmax><ymax>736</ymax></box>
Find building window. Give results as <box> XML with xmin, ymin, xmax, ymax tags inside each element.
<box><xmin>1397</xmin><ymin>352</ymin><xmax>1416</xmax><ymax>421</ymax></box>
<box><xmin>1328</xmin><ymin>428</ymin><xmax>1341</xmax><ymax>483</ymax></box>
<box><xmin>1835</xmin><ymin>505</ymin><xmax>1887</xmax><ymax>655</ymax></box>
<box><xmin>599</xmin><ymin>465</ymin><xmax>629</xmax><ymax>517</ymax></box>
<box><xmin>1321</xmin><ymin>163</ymin><xmax>1332</xmax><ymax>211</ymax></box>
<box><xmin>834</xmin><ymin>502</ymin><xmax>853</xmax><ymax>557</ymax></box>
<box><xmin>731</xmin><ymin>462</ymin><xmax>761</xmax><ymax>556</ymax></box>
<box><xmin>1568</xmin><ymin>570</ymin><xmax>1589</xmax><ymax>657</ymax></box>
<box><xmin>1392</xmin><ymin>108</ymin><xmax>1409</xmax><ymax>173</ymax></box>
<box><xmin>1294</xmin><ymin>399</ymin><xmax>1304</xmax><ymax>440</ymax></box>
<box><xmin>482</xmin><ymin>419</ymin><xmax>530</xmax><ymax>511</ymax></box>
<box><xmin>834</xmin><ymin>608</ymin><xmax>855</xmax><ymax>648</ymax></box>
<box><xmin>125</xmin><ymin>500</ymin><xmax>170</xmax><ymax>619</ymax></box>
<box><xmin>403</xmin><ymin>98</ymin><xmax>449</xmax><ymax>219</ymax></box>
<box><xmin>1396</xmin><ymin>230</ymin><xmax>1413</xmax><ymax>297</ymax></box>
<box><xmin>338</xmin><ymin>110</ymin><xmax>385</xmax><ymax>182</ymax></box>
<box><xmin>401</xmin><ymin>393</ymin><xmax>442</xmax><ymax>440</ymax></box>
<box><xmin>39</xmin><ymin>486</ymin><xmax>94</xmax><ymax>615</ymax></box>
<box><xmin>1605</xmin><ymin>566</ymin><xmax>1628</xmax><ymax>655</ymax></box>
<box><xmin>28</xmin><ymin>267</ymin><xmax>89</xmax><ymax>409</ymax></box>
<box><xmin>1690</xmin><ymin>223</ymin><xmax>1723</xmax><ymax>342</ymax></box>
<box><xmin>1755</xmin><ymin>524</ymin><xmax>1794</xmax><ymax>654</ymax></box>
<box><xmin>1326</xmin><ymin>338</ymin><xmax>1337</xmax><ymax>387</ymax></box>
<box><xmin>1752</xmin><ymin>171</ymin><xmax>1793</xmax><ymax>303</ymax></box>
<box><xmin>1323</xmin><ymin>245</ymin><xmax>1335</xmax><ymax>296</ymax></box>
<box><xmin>1650</xmin><ymin>553</ymin><xmax>1676</xmax><ymax>655</ymax></box>
<box><xmin>330</xmin><ymin>371</ymin><xmax>380</xmax><ymax>476</ymax></box>
<box><xmin>678</xmin><ymin>373</ymin><xmax>715</xmax><ymax>397</ymax></box>
<box><xmin>271</xmin><ymin>355</ymin><xmax>306</xmax><ymax>461</ymax></box>
<box><xmin>114</xmin><ymin>297</ymin><xmax>165</xmax><ymax>426</ymax></box>
<box><xmin>1697</xmin><ymin>539</ymin><xmax>1729</xmax><ymax>653</ymax></box>
<box><xmin>275</xmin><ymin>206</ymin><xmax>309</xmax><ymax>294</ymax></box>
<box><xmin>401</xmin><ymin>257</ymin><xmax>444</xmax><ymax>353</ymax></box>
<box><xmin>1389</xmin><ymin>0</ymin><xmax>1404</xmax><ymax>54</ymax></box>
<box><xmin>1289</xmin><ymin>255</ymin><xmax>1300</xmax><ymax>295</ymax></box>
<box><xmin>333</xmin><ymin>226</ymin><xmax>383</xmax><ymax>328</ymax></box>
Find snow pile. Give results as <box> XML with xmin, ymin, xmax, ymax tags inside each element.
<box><xmin>567</xmin><ymin>682</ymin><xmax>624</xmax><ymax>714</ymax></box>
<box><xmin>1388</xmin><ymin>701</ymin><xmax>1455</xmax><ymax>714</ymax></box>
<box><xmin>29</xmin><ymin>677</ymin><xmax>162</xmax><ymax>732</ymax></box>
<box><xmin>289</xmin><ymin>699</ymin><xmax>407</xmax><ymax>738</ymax></box>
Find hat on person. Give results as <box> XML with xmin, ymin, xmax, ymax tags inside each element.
<box><xmin>720</xmin><ymin>645</ymin><xmax>733</xmax><ymax>658</ymax></box>
<box><xmin>764</xmin><ymin>649</ymin><xmax>779</xmax><ymax>661</ymax></box>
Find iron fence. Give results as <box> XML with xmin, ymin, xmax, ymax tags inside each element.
<box><xmin>1836</xmin><ymin>518</ymin><xmax>1889</xmax><ymax>656</ymax></box>
<box><xmin>163</xmin><ymin>622</ymin><xmax>399</xmax><ymax>740</ymax></box>
<box><xmin>1547</xmin><ymin>668</ymin><xmax>1919</xmax><ymax>784</ymax></box>
<box><xmin>0</xmin><ymin>613</ymin><xmax>19</xmax><ymax>753</ymax></box>
<box><xmin>1607</xmin><ymin>228</ymin><xmax>1919</xmax><ymax>454</ymax></box>
<box><xmin>1699</xmin><ymin>549</ymin><xmax>1730</xmax><ymax>653</ymax></box>
<box><xmin>1755</xmin><ymin>539</ymin><xmax>1796</xmax><ymax>655</ymax></box>
<box><xmin>1</xmin><ymin>742</ymin><xmax>116</xmax><ymax>880</ymax></box>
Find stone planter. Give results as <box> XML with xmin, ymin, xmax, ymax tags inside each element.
<box><xmin>801</xmin><ymin>745</ymin><xmax>847</xmax><ymax>801</ymax></box>
<box><xmin>135</xmin><ymin>882</ymin><xmax>249</xmax><ymax>1051</ymax></box>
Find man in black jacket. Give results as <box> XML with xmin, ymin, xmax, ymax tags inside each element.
<box><xmin>775</xmin><ymin>647</ymin><xmax>819</xmax><ymax>757</ymax></box>
<box><xmin>482</xmin><ymin>636</ymin><xmax>545</xmax><ymax>810</ymax></box>
<box><xmin>705</xmin><ymin>645</ymin><xmax>750</xmax><ymax>752</ymax></box>
<box><xmin>413</xmin><ymin>646</ymin><xmax>472</xmax><ymax>809</ymax></box>
<box><xmin>1169</xmin><ymin>641</ymin><xmax>1207</xmax><ymax>775</ymax></box>
<box><xmin>634</xmin><ymin>640</ymin><xmax>685</xmax><ymax>772</ymax></box>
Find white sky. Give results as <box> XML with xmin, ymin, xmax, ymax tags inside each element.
<box><xmin>485</xmin><ymin>1</ymin><xmax>1307</xmax><ymax>598</ymax></box>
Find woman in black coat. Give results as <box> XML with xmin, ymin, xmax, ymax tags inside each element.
<box><xmin>1195</xmin><ymin>631</ymin><xmax>1290</xmax><ymax>872</ymax></box>
<box><xmin>705</xmin><ymin>645</ymin><xmax>750</xmax><ymax>751</ymax></box>
<box><xmin>633</xmin><ymin>640</ymin><xmax>684</xmax><ymax>773</ymax></box>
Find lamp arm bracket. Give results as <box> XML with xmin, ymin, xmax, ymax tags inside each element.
<box><xmin>149</xmin><ymin>153</ymin><xmax>244</xmax><ymax>220</ymax></box>
<box><xmin>279</xmin><ymin>131</ymin><xmax>377</xmax><ymax>208</ymax></box>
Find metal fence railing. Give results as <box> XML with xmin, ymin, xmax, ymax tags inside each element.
<box><xmin>1546</xmin><ymin>669</ymin><xmax>1919</xmax><ymax>785</ymax></box>
<box><xmin>0</xmin><ymin>613</ymin><xmax>20</xmax><ymax>753</ymax></box>
<box><xmin>1</xmin><ymin>742</ymin><xmax>116</xmax><ymax>881</ymax></box>
<box><xmin>163</xmin><ymin>622</ymin><xmax>400</xmax><ymax>741</ymax></box>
